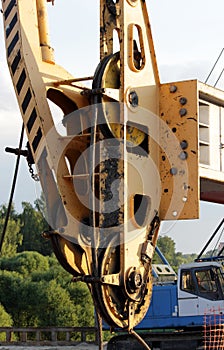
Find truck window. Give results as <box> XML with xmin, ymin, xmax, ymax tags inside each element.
<box><xmin>195</xmin><ymin>268</ymin><xmax>222</xmax><ymax>300</ymax></box>
<box><xmin>195</xmin><ymin>270</ymin><xmax>216</xmax><ymax>293</ymax></box>
<box><xmin>181</xmin><ymin>267</ymin><xmax>224</xmax><ymax>300</ymax></box>
<box><xmin>181</xmin><ymin>270</ymin><xmax>195</xmax><ymax>293</ymax></box>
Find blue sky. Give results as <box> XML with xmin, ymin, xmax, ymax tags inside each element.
<box><xmin>0</xmin><ymin>0</ymin><xmax>223</xmax><ymax>253</ymax></box>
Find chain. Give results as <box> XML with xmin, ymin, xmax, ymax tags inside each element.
<box><xmin>28</xmin><ymin>162</ymin><xmax>40</xmax><ymax>182</ymax></box>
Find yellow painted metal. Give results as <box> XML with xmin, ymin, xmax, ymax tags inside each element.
<box><xmin>159</xmin><ymin>80</ymin><xmax>199</xmax><ymax>220</ymax></box>
<box><xmin>100</xmin><ymin>0</ymin><xmax>118</xmax><ymax>59</ymax></box>
<box><xmin>98</xmin><ymin>0</ymin><xmax>162</xmax><ymax>328</ymax></box>
<box><xmin>36</xmin><ymin>0</ymin><xmax>55</xmax><ymax>63</ymax></box>
<box><xmin>119</xmin><ymin>0</ymin><xmax>160</xmax><ymax>104</ymax></box>
<box><xmin>100</xmin><ymin>53</ymin><xmax>146</xmax><ymax>146</ymax></box>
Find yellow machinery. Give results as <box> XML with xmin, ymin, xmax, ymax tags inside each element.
<box><xmin>1</xmin><ymin>0</ymin><xmax>224</xmax><ymax>333</ymax></box>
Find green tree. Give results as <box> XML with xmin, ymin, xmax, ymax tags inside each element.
<box><xmin>13</xmin><ymin>279</ymin><xmax>41</xmax><ymax>327</ymax></box>
<box><xmin>18</xmin><ymin>202</ymin><xmax>51</xmax><ymax>255</ymax></box>
<box><xmin>0</xmin><ymin>205</ymin><xmax>22</xmax><ymax>257</ymax></box>
<box><xmin>0</xmin><ymin>251</ymin><xmax>49</xmax><ymax>276</ymax></box>
<box><xmin>0</xmin><ymin>252</ymin><xmax>93</xmax><ymax>327</ymax></box>
<box><xmin>153</xmin><ymin>236</ymin><xmax>176</xmax><ymax>266</ymax></box>
<box><xmin>31</xmin><ymin>259</ymin><xmax>95</xmax><ymax>327</ymax></box>
<box><xmin>36</xmin><ymin>279</ymin><xmax>78</xmax><ymax>327</ymax></box>
<box><xmin>0</xmin><ymin>270</ymin><xmax>24</xmax><ymax>323</ymax></box>
<box><xmin>153</xmin><ymin>235</ymin><xmax>198</xmax><ymax>272</ymax></box>
<box><xmin>0</xmin><ymin>304</ymin><xmax>13</xmax><ymax>326</ymax></box>
<box><xmin>0</xmin><ymin>304</ymin><xmax>13</xmax><ymax>340</ymax></box>
<box><xmin>67</xmin><ymin>282</ymin><xmax>94</xmax><ymax>327</ymax></box>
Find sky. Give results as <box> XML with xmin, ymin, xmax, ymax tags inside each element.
<box><xmin>0</xmin><ymin>0</ymin><xmax>223</xmax><ymax>254</ymax></box>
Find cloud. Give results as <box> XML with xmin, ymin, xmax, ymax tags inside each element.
<box><xmin>159</xmin><ymin>60</ymin><xmax>211</xmax><ymax>84</ymax></box>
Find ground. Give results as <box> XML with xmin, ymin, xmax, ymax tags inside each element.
<box><xmin>0</xmin><ymin>344</ymin><xmax>107</xmax><ymax>350</ymax></box>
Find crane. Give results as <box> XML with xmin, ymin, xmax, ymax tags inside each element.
<box><xmin>1</xmin><ymin>0</ymin><xmax>224</xmax><ymax>339</ymax></box>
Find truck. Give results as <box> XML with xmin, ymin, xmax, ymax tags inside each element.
<box><xmin>1</xmin><ymin>0</ymin><xmax>224</xmax><ymax>348</ymax></box>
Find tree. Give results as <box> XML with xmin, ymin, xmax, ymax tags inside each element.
<box><xmin>0</xmin><ymin>205</ymin><xmax>22</xmax><ymax>257</ymax></box>
<box><xmin>153</xmin><ymin>236</ymin><xmax>176</xmax><ymax>266</ymax></box>
<box><xmin>0</xmin><ymin>304</ymin><xmax>13</xmax><ymax>327</ymax></box>
<box><xmin>67</xmin><ymin>282</ymin><xmax>94</xmax><ymax>327</ymax></box>
<box><xmin>31</xmin><ymin>259</ymin><xmax>95</xmax><ymax>327</ymax></box>
<box><xmin>36</xmin><ymin>280</ymin><xmax>78</xmax><ymax>327</ymax></box>
<box><xmin>0</xmin><ymin>304</ymin><xmax>13</xmax><ymax>340</ymax></box>
<box><xmin>18</xmin><ymin>202</ymin><xmax>51</xmax><ymax>255</ymax></box>
<box><xmin>0</xmin><ymin>252</ymin><xmax>93</xmax><ymax>328</ymax></box>
<box><xmin>0</xmin><ymin>251</ymin><xmax>49</xmax><ymax>276</ymax></box>
<box><xmin>0</xmin><ymin>270</ymin><xmax>24</xmax><ymax>323</ymax></box>
<box><xmin>153</xmin><ymin>235</ymin><xmax>198</xmax><ymax>272</ymax></box>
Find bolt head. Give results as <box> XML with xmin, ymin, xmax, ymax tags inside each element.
<box><xmin>169</xmin><ymin>85</ymin><xmax>177</xmax><ymax>93</ymax></box>
<box><xmin>129</xmin><ymin>91</ymin><xmax>139</xmax><ymax>107</ymax></box>
<box><xmin>179</xmin><ymin>108</ymin><xmax>187</xmax><ymax>117</ymax></box>
<box><xmin>179</xmin><ymin>97</ymin><xmax>187</xmax><ymax>105</ymax></box>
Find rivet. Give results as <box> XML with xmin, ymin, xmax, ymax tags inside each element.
<box><xmin>180</xmin><ymin>140</ymin><xmax>188</xmax><ymax>150</ymax></box>
<box><xmin>183</xmin><ymin>184</ymin><xmax>189</xmax><ymax>190</ymax></box>
<box><xmin>179</xmin><ymin>108</ymin><xmax>187</xmax><ymax>117</ymax></box>
<box><xmin>179</xmin><ymin>151</ymin><xmax>188</xmax><ymax>160</ymax></box>
<box><xmin>170</xmin><ymin>167</ymin><xmax>178</xmax><ymax>175</ymax></box>
<box><xmin>170</xmin><ymin>85</ymin><xmax>177</xmax><ymax>93</ymax></box>
<box><xmin>179</xmin><ymin>97</ymin><xmax>187</xmax><ymax>105</ymax></box>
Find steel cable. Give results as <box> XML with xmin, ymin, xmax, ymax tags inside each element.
<box><xmin>0</xmin><ymin>123</ymin><xmax>25</xmax><ymax>253</ymax></box>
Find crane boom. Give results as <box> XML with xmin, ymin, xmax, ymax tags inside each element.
<box><xmin>1</xmin><ymin>0</ymin><xmax>224</xmax><ymax>331</ymax></box>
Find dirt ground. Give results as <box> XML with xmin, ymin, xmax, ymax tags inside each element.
<box><xmin>0</xmin><ymin>344</ymin><xmax>107</xmax><ymax>350</ymax></box>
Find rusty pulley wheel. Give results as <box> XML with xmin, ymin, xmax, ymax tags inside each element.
<box><xmin>91</xmin><ymin>238</ymin><xmax>152</xmax><ymax>329</ymax></box>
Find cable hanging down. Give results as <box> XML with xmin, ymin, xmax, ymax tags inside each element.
<box><xmin>0</xmin><ymin>123</ymin><xmax>25</xmax><ymax>254</ymax></box>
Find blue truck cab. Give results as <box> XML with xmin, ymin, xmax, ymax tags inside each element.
<box><xmin>137</xmin><ymin>255</ymin><xmax>224</xmax><ymax>330</ymax></box>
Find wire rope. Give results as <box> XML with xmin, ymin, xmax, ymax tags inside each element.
<box><xmin>0</xmin><ymin>123</ymin><xmax>25</xmax><ymax>253</ymax></box>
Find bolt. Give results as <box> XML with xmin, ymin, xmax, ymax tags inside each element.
<box><xmin>179</xmin><ymin>108</ymin><xmax>187</xmax><ymax>117</ymax></box>
<box><xmin>179</xmin><ymin>97</ymin><xmax>187</xmax><ymax>105</ymax></box>
<box><xmin>179</xmin><ymin>151</ymin><xmax>188</xmax><ymax>160</ymax></box>
<box><xmin>169</xmin><ymin>85</ymin><xmax>177</xmax><ymax>93</ymax></box>
<box><xmin>170</xmin><ymin>167</ymin><xmax>178</xmax><ymax>175</ymax></box>
<box><xmin>180</xmin><ymin>140</ymin><xmax>188</xmax><ymax>150</ymax></box>
<box><xmin>129</xmin><ymin>91</ymin><xmax>139</xmax><ymax>107</ymax></box>
<box><xmin>134</xmin><ymin>273</ymin><xmax>142</xmax><ymax>289</ymax></box>
<box><xmin>58</xmin><ymin>227</ymin><xmax>65</xmax><ymax>234</ymax></box>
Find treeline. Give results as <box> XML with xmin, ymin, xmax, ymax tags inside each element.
<box><xmin>0</xmin><ymin>202</ymin><xmax>94</xmax><ymax>329</ymax></box>
<box><xmin>154</xmin><ymin>235</ymin><xmax>197</xmax><ymax>272</ymax></box>
<box><xmin>0</xmin><ymin>201</ymin><xmax>198</xmax><ymax>329</ymax></box>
